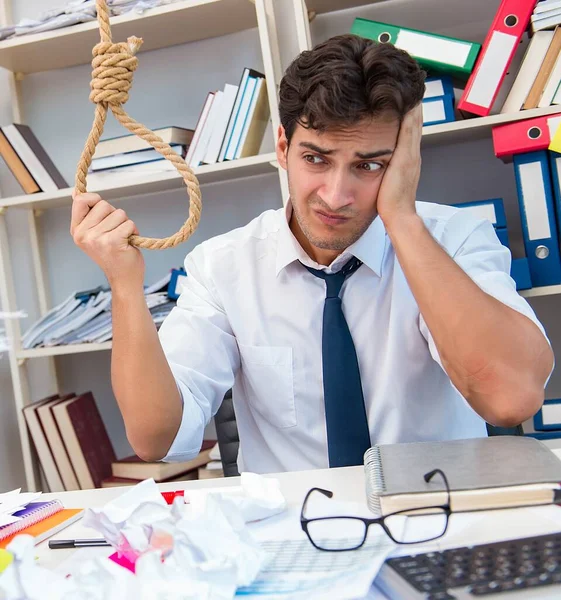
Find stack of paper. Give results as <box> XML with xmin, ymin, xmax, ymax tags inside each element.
<box><xmin>21</xmin><ymin>274</ymin><xmax>176</xmax><ymax>349</ymax></box>
<box><xmin>0</xmin><ymin>0</ymin><xmax>182</xmax><ymax>40</ymax></box>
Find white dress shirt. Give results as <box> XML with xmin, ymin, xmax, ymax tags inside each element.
<box><xmin>158</xmin><ymin>201</ymin><xmax>548</xmax><ymax>474</ymax></box>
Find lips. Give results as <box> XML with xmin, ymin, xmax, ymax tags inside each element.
<box><xmin>314</xmin><ymin>209</ymin><xmax>349</xmax><ymax>226</ymax></box>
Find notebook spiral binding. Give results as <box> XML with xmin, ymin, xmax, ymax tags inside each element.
<box><xmin>0</xmin><ymin>500</ymin><xmax>63</xmax><ymax>541</ymax></box>
<box><xmin>364</xmin><ymin>446</ymin><xmax>385</xmax><ymax>515</ymax></box>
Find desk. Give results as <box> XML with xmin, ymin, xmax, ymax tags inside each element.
<box><xmin>31</xmin><ymin>450</ymin><xmax>561</xmax><ymax>599</ymax></box>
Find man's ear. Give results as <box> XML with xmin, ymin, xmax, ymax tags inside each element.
<box><xmin>276</xmin><ymin>125</ymin><xmax>289</xmax><ymax>171</ymax></box>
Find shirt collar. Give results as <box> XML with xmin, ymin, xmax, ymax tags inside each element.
<box><xmin>275</xmin><ymin>200</ymin><xmax>387</xmax><ymax>277</ymax></box>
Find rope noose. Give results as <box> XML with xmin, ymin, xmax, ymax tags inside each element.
<box><xmin>74</xmin><ymin>0</ymin><xmax>202</xmax><ymax>250</ymax></box>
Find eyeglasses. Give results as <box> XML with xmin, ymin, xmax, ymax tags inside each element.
<box><xmin>300</xmin><ymin>468</ymin><xmax>451</xmax><ymax>552</ymax></box>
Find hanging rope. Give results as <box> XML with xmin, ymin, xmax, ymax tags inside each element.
<box><xmin>74</xmin><ymin>0</ymin><xmax>201</xmax><ymax>250</ymax></box>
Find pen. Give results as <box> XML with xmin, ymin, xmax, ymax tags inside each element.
<box><xmin>48</xmin><ymin>539</ymin><xmax>111</xmax><ymax>549</ymax></box>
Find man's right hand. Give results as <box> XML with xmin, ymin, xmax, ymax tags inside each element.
<box><xmin>71</xmin><ymin>192</ymin><xmax>145</xmax><ymax>291</ymax></box>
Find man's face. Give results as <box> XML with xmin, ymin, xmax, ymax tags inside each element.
<box><xmin>276</xmin><ymin>116</ymin><xmax>400</xmax><ymax>263</ymax></box>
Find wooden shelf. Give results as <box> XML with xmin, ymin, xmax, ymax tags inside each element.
<box><xmin>0</xmin><ymin>0</ymin><xmax>258</xmax><ymax>74</ymax></box>
<box><xmin>17</xmin><ymin>342</ymin><xmax>112</xmax><ymax>359</ymax></box>
<box><xmin>422</xmin><ymin>105</ymin><xmax>561</xmax><ymax>147</ymax></box>
<box><xmin>0</xmin><ymin>153</ymin><xmax>279</xmax><ymax>210</ymax></box>
<box><xmin>519</xmin><ymin>285</ymin><xmax>561</xmax><ymax>299</ymax></box>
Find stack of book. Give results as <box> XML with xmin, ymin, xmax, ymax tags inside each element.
<box><xmin>102</xmin><ymin>440</ymin><xmax>216</xmax><ymax>488</ymax></box>
<box><xmin>89</xmin><ymin>126</ymin><xmax>194</xmax><ymax>177</ymax></box>
<box><xmin>23</xmin><ymin>389</ymin><xmax>216</xmax><ymax>492</ymax></box>
<box><xmin>21</xmin><ymin>269</ymin><xmax>183</xmax><ymax>349</ymax></box>
<box><xmin>350</xmin><ymin>0</ymin><xmax>561</xmax><ymax>119</ymax></box>
<box><xmin>0</xmin><ymin>123</ymin><xmax>67</xmax><ymax>194</ymax></box>
<box><xmin>187</xmin><ymin>67</ymin><xmax>270</xmax><ymax>167</ymax></box>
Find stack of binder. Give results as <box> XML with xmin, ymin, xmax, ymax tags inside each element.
<box><xmin>492</xmin><ymin>113</ymin><xmax>561</xmax><ymax>289</ymax></box>
<box><xmin>351</xmin><ymin>0</ymin><xmax>561</xmax><ymax>118</ymax></box>
<box><xmin>451</xmin><ymin>198</ymin><xmax>532</xmax><ymax>291</ymax></box>
<box><xmin>422</xmin><ymin>77</ymin><xmax>456</xmax><ymax>126</ymax></box>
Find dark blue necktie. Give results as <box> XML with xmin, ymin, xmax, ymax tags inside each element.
<box><xmin>304</xmin><ymin>256</ymin><xmax>371</xmax><ymax>467</ymax></box>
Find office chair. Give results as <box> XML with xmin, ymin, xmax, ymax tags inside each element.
<box><xmin>214</xmin><ymin>390</ymin><xmax>240</xmax><ymax>477</ymax></box>
<box><xmin>486</xmin><ymin>423</ymin><xmax>524</xmax><ymax>436</ymax></box>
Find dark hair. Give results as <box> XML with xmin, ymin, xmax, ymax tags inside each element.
<box><xmin>279</xmin><ymin>33</ymin><xmax>426</xmax><ymax>142</ymax></box>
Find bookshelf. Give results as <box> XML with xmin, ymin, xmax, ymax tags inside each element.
<box><xmin>0</xmin><ymin>0</ymin><xmax>286</xmax><ymax>492</ymax></box>
<box><xmin>2</xmin><ymin>0</ymin><xmax>561</xmax><ymax>491</ymax></box>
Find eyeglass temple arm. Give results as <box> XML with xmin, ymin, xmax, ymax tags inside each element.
<box><xmin>424</xmin><ymin>468</ymin><xmax>451</xmax><ymax>506</ymax></box>
<box><xmin>301</xmin><ymin>487</ymin><xmax>334</xmax><ymax>522</ymax></box>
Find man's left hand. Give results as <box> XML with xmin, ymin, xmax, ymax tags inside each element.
<box><xmin>376</xmin><ymin>103</ymin><xmax>423</xmax><ymax>228</ymax></box>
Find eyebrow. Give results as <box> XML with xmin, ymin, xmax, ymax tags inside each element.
<box><xmin>298</xmin><ymin>141</ymin><xmax>394</xmax><ymax>159</ymax></box>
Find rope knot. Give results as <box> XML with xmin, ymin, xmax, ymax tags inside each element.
<box><xmin>76</xmin><ymin>0</ymin><xmax>201</xmax><ymax>250</ymax></box>
<box><xmin>89</xmin><ymin>36</ymin><xmax>144</xmax><ymax>105</ymax></box>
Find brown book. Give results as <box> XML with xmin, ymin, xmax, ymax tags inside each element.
<box><xmin>524</xmin><ymin>26</ymin><xmax>561</xmax><ymax>109</ymax></box>
<box><xmin>101</xmin><ymin>469</ymin><xmax>198</xmax><ymax>488</ymax></box>
<box><xmin>112</xmin><ymin>440</ymin><xmax>215</xmax><ymax>481</ymax></box>
<box><xmin>22</xmin><ymin>394</ymin><xmax>65</xmax><ymax>492</ymax></box>
<box><xmin>52</xmin><ymin>392</ymin><xmax>116</xmax><ymax>489</ymax></box>
<box><xmin>36</xmin><ymin>395</ymin><xmax>80</xmax><ymax>491</ymax></box>
<box><xmin>0</xmin><ymin>129</ymin><xmax>40</xmax><ymax>194</ymax></box>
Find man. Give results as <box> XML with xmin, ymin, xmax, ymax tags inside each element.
<box><xmin>71</xmin><ymin>34</ymin><xmax>553</xmax><ymax>474</ymax></box>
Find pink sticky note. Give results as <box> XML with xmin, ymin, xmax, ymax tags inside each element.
<box><xmin>109</xmin><ymin>551</ymin><xmax>136</xmax><ymax>574</ymax></box>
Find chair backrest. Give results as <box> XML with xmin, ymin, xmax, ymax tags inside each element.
<box><xmin>214</xmin><ymin>390</ymin><xmax>240</xmax><ymax>477</ymax></box>
<box><xmin>486</xmin><ymin>423</ymin><xmax>524</xmax><ymax>436</ymax></box>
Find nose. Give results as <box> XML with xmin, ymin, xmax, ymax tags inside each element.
<box><xmin>318</xmin><ymin>167</ymin><xmax>354</xmax><ymax>212</ymax></box>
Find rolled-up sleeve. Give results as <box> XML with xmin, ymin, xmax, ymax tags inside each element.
<box><xmin>419</xmin><ymin>214</ymin><xmax>552</xmax><ymax>379</ymax></box>
<box><xmin>158</xmin><ymin>244</ymin><xmax>240</xmax><ymax>462</ymax></box>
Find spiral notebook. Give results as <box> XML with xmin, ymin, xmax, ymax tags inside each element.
<box><xmin>364</xmin><ymin>436</ymin><xmax>561</xmax><ymax>516</ymax></box>
<box><xmin>0</xmin><ymin>500</ymin><xmax>83</xmax><ymax>548</ymax></box>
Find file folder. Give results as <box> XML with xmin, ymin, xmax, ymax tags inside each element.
<box><xmin>168</xmin><ymin>268</ymin><xmax>187</xmax><ymax>300</ymax></box>
<box><xmin>458</xmin><ymin>0</ymin><xmax>536</xmax><ymax>116</ymax></box>
<box><xmin>350</xmin><ymin>18</ymin><xmax>481</xmax><ymax>79</ymax></box>
<box><xmin>424</xmin><ymin>76</ymin><xmax>454</xmax><ymax>99</ymax></box>
<box><xmin>492</xmin><ymin>112</ymin><xmax>561</xmax><ymax>160</ymax></box>
<box><xmin>547</xmin><ymin>150</ymin><xmax>561</xmax><ymax>242</ymax></box>
<box><xmin>513</xmin><ymin>151</ymin><xmax>561</xmax><ymax>287</ymax></box>
<box><xmin>422</xmin><ymin>95</ymin><xmax>455</xmax><ymax>126</ymax></box>
<box><xmin>495</xmin><ymin>227</ymin><xmax>510</xmax><ymax>248</ymax></box>
<box><xmin>511</xmin><ymin>257</ymin><xmax>532</xmax><ymax>290</ymax></box>
<box><xmin>451</xmin><ymin>199</ymin><xmax>507</xmax><ymax>228</ymax></box>
<box><xmin>452</xmin><ymin>199</ymin><xmax>509</xmax><ymax>247</ymax></box>
<box><xmin>534</xmin><ymin>399</ymin><xmax>561</xmax><ymax>431</ymax></box>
